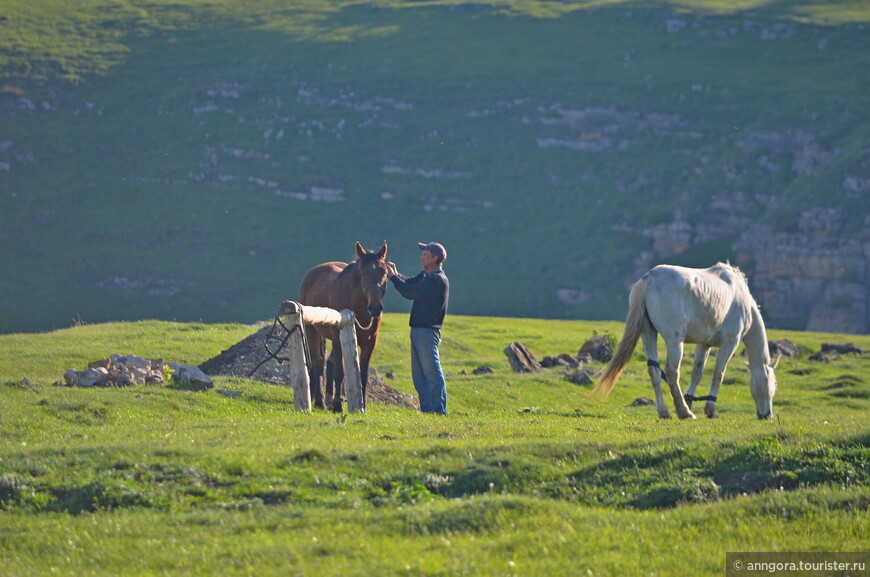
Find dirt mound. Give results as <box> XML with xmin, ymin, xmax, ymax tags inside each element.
<box><xmin>199</xmin><ymin>324</ymin><xmax>418</xmax><ymax>409</ymax></box>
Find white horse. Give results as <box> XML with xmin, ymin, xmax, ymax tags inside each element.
<box><xmin>594</xmin><ymin>262</ymin><xmax>778</xmax><ymax>419</ymax></box>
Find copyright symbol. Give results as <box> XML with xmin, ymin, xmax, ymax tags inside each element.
<box><xmin>733</xmin><ymin>560</ymin><xmax>743</xmax><ymax>571</ymax></box>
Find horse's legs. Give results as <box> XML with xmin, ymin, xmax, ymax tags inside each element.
<box><xmin>328</xmin><ymin>346</ymin><xmax>344</xmax><ymax>413</ymax></box>
<box><xmin>684</xmin><ymin>344</ymin><xmax>710</xmax><ymax>409</ymax></box>
<box><xmin>641</xmin><ymin>322</ymin><xmax>671</xmax><ymax>419</ymax></box>
<box><xmin>325</xmin><ymin>355</ymin><xmax>335</xmax><ymax>408</ymax></box>
<box><xmin>358</xmin><ymin>346</ymin><xmax>373</xmax><ymax>412</ymax></box>
<box><xmin>306</xmin><ymin>329</ymin><xmax>326</xmax><ymax>409</ymax></box>
<box><xmin>664</xmin><ymin>339</ymin><xmax>696</xmax><ymax>420</ymax></box>
<box><xmin>704</xmin><ymin>338</ymin><xmax>739</xmax><ymax>419</ymax></box>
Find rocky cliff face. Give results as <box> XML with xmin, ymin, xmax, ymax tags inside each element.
<box><xmin>634</xmin><ymin>204</ymin><xmax>870</xmax><ymax>334</ymax></box>
<box><xmin>735</xmin><ymin>207</ymin><xmax>870</xmax><ymax>335</ymax></box>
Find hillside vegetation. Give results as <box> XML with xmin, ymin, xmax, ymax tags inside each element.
<box><xmin>0</xmin><ymin>316</ymin><xmax>868</xmax><ymax>575</ymax></box>
<box><xmin>2</xmin><ymin>0</ymin><xmax>870</xmax><ymax>333</ymax></box>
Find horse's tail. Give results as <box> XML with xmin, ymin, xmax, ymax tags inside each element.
<box><xmin>592</xmin><ymin>276</ymin><xmax>648</xmax><ymax>399</ymax></box>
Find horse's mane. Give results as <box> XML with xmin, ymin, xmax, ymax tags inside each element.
<box><xmin>709</xmin><ymin>261</ymin><xmax>748</xmax><ymax>285</ymax></box>
<box><xmin>709</xmin><ymin>260</ymin><xmax>743</xmax><ymax>277</ymax></box>
<box><xmin>709</xmin><ymin>261</ymin><xmax>759</xmax><ymax>309</ymax></box>
<box><xmin>336</xmin><ymin>259</ymin><xmax>360</xmax><ymax>283</ymax></box>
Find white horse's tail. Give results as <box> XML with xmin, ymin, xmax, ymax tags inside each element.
<box><xmin>592</xmin><ymin>276</ymin><xmax>648</xmax><ymax>399</ymax></box>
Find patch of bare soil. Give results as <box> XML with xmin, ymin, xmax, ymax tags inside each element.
<box><xmin>199</xmin><ymin>324</ymin><xmax>418</xmax><ymax>409</ymax></box>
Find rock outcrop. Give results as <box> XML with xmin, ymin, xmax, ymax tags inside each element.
<box><xmin>735</xmin><ymin>207</ymin><xmax>869</xmax><ymax>334</ymax></box>
<box><xmin>626</xmin><ymin>203</ymin><xmax>869</xmax><ymax>335</ymax></box>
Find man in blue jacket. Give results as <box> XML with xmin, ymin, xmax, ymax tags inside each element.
<box><xmin>386</xmin><ymin>242</ymin><xmax>450</xmax><ymax>414</ymax></box>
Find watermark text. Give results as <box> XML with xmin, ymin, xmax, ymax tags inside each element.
<box><xmin>727</xmin><ymin>553</ymin><xmax>869</xmax><ymax>577</ymax></box>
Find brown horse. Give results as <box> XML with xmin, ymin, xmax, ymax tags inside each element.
<box><xmin>299</xmin><ymin>241</ymin><xmax>388</xmax><ymax>412</ymax></box>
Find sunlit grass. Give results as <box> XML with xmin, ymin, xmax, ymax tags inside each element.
<box><xmin>793</xmin><ymin>0</ymin><xmax>870</xmax><ymax>24</ymax></box>
<box><xmin>0</xmin><ymin>318</ymin><xmax>868</xmax><ymax>574</ymax></box>
<box><xmin>3</xmin><ymin>0</ymin><xmax>869</xmax><ymax>80</ymax></box>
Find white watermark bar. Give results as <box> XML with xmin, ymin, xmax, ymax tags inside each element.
<box><xmin>727</xmin><ymin>553</ymin><xmax>869</xmax><ymax>577</ymax></box>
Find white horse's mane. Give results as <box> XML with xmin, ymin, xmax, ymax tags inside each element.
<box><xmin>707</xmin><ymin>260</ymin><xmax>745</xmax><ymax>281</ymax></box>
<box><xmin>707</xmin><ymin>261</ymin><xmax>760</xmax><ymax>310</ymax></box>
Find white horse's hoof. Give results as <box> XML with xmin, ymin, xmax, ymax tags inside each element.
<box><xmin>705</xmin><ymin>403</ymin><xmax>718</xmax><ymax>418</ymax></box>
<box><xmin>658</xmin><ymin>411</ymin><xmax>672</xmax><ymax>419</ymax></box>
<box><xmin>678</xmin><ymin>411</ymin><xmax>697</xmax><ymax>420</ymax></box>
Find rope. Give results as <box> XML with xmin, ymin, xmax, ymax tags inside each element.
<box><xmin>354</xmin><ymin>314</ymin><xmax>374</xmax><ymax>331</ymax></box>
<box><xmin>247</xmin><ymin>312</ymin><xmax>309</xmax><ymax>377</ymax></box>
<box><xmin>353</xmin><ymin>281</ymin><xmax>385</xmax><ymax>331</ymax></box>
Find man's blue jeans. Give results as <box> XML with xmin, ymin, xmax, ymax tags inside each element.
<box><xmin>410</xmin><ymin>327</ymin><xmax>447</xmax><ymax>414</ymax></box>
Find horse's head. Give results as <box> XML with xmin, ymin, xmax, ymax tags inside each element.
<box><xmin>355</xmin><ymin>241</ymin><xmax>388</xmax><ymax>318</ymax></box>
<box><xmin>750</xmin><ymin>354</ymin><xmax>779</xmax><ymax>420</ymax></box>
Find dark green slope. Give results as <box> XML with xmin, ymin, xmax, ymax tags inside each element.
<box><xmin>1</xmin><ymin>1</ymin><xmax>868</xmax><ymax>332</ymax></box>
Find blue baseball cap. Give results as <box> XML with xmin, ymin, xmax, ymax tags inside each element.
<box><xmin>418</xmin><ymin>241</ymin><xmax>446</xmax><ymax>260</ymax></box>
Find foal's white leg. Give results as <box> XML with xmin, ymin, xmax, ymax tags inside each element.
<box><xmin>641</xmin><ymin>323</ymin><xmax>670</xmax><ymax>419</ymax></box>
<box><xmin>684</xmin><ymin>344</ymin><xmax>710</xmax><ymax>409</ymax></box>
<box><xmin>704</xmin><ymin>339</ymin><xmax>739</xmax><ymax>419</ymax></box>
<box><xmin>665</xmin><ymin>340</ymin><xmax>696</xmax><ymax>420</ymax></box>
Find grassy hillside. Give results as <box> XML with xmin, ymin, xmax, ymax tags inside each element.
<box><xmin>1</xmin><ymin>316</ymin><xmax>869</xmax><ymax>575</ymax></box>
<box><xmin>2</xmin><ymin>0</ymin><xmax>870</xmax><ymax>333</ymax></box>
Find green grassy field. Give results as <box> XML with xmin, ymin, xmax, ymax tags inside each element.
<box><xmin>2</xmin><ymin>0</ymin><xmax>870</xmax><ymax>333</ymax></box>
<box><xmin>1</xmin><ymin>315</ymin><xmax>868</xmax><ymax>575</ymax></box>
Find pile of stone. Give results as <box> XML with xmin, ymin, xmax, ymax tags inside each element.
<box><xmin>821</xmin><ymin>342</ymin><xmax>864</xmax><ymax>355</ymax></box>
<box><xmin>64</xmin><ymin>354</ymin><xmax>165</xmax><ymax>387</ymax></box>
<box><xmin>368</xmin><ymin>370</ymin><xmax>419</xmax><ymax>410</ymax></box>
<box><xmin>62</xmin><ymin>354</ymin><xmax>213</xmax><ymax>390</ymax></box>
<box><xmin>577</xmin><ymin>334</ymin><xmax>614</xmax><ymax>363</ymax></box>
<box><xmin>769</xmin><ymin>339</ymin><xmax>800</xmax><ymax>358</ymax></box>
<box><xmin>504</xmin><ymin>336</ymin><xmax>609</xmax><ymax>386</ymax></box>
<box><xmin>809</xmin><ymin>342</ymin><xmax>866</xmax><ymax>363</ymax></box>
<box><xmin>541</xmin><ymin>353</ymin><xmax>587</xmax><ymax>368</ymax></box>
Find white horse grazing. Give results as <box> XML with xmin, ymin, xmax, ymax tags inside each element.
<box><xmin>594</xmin><ymin>262</ymin><xmax>778</xmax><ymax>419</ymax></box>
